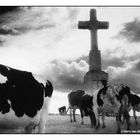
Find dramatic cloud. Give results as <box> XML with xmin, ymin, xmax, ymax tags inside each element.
<box><xmin>0</xmin><ymin>25</ymin><xmax>19</xmax><ymax>35</ymax></box>
<box><xmin>44</xmin><ymin>44</ymin><xmax>140</xmax><ymax>93</ymax></box>
<box><xmin>43</xmin><ymin>60</ymin><xmax>88</xmax><ymax>92</ymax></box>
<box><xmin>100</xmin><ymin>46</ymin><xmax>140</xmax><ymax>93</ymax></box>
<box><xmin>134</xmin><ymin>60</ymin><xmax>140</xmax><ymax>72</ymax></box>
<box><xmin>0</xmin><ymin>7</ymin><xmax>84</xmax><ymax>72</ymax></box>
<box><xmin>0</xmin><ymin>6</ymin><xmax>18</xmax><ymax>15</ymax></box>
<box><xmin>107</xmin><ymin>59</ymin><xmax>140</xmax><ymax>93</ymax></box>
<box><xmin>0</xmin><ymin>7</ymin><xmax>80</xmax><ymax>44</ymax></box>
<box><xmin>0</xmin><ymin>7</ymin><xmax>140</xmax><ymax>95</ymax></box>
<box><xmin>115</xmin><ymin>18</ymin><xmax>140</xmax><ymax>43</ymax></box>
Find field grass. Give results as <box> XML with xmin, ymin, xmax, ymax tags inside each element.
<box><xmin>0</xmin><ymin>114</ymin><xmax>140</xmax><ymax>134</ymax></box>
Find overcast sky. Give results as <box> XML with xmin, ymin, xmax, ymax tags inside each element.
<box><xmin>1</xmin><ymin>7</ymin><xmax>140</xmax><ymax>113</ymax></box>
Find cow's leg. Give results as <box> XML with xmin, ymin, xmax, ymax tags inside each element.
<box><xmin>25</xmin><ymin>123</ymin><xmax>38</xmax><ymax>133</ymax></box>
<box><xmin>24</xmin><ymin>111</ymin><xmax>41</xmax><ymax>133</ymax></box>
<box><xmin>89</xmin><ymin>111</ymin><xmax>96</xmax><ymax>128</ymax></box>
<box><xmin>125</xmin><ymin>111</ymin><xmax>130</xmax><ymax>130</ymax></box>
<box><xmin>121</xmin><ymin>113</ymin><xmax>125</xmax><ymax>125</ymax></box>
<box><xmin>80</xmin><ymin>109</ymin><xmax>84</xmax><ymax>125</ymax></box>
<box><xmin>93</xmin><ymin>107</ymin><xmax>100</xmax><ymax>129</ymax></box>
<box><xmin>38</xmin><ymin>97</ymin><xmax>50</xmax><ymax>133</ymax></box>
<box><xmin>133</xmin><ymin>109</ymin><xmax>138</xmax><ymax>125</ymax></box>
<box><xmin>73</xmin><ymin>108</ymin><xmax>76</xmax><ymax>122</ymax></box>
<box><xmin>101</xmin><ymin>112</ymin><xmax>106</xmax><ymax>128</ymax></box>
<box><xmin>116</xmin><ymin>113</ymin><xmax>121</xmax><ymax>134</ymax></box>
<box><xmin>70</xmin><ymin>108</ymin><xmax>73</xmax><ymax>122</ymax></box>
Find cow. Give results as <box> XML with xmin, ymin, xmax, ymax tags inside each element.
<box><xmin>122</xmin><ymin>91</ymin><xmax>140</xmax><ymax>125</ymax></box>
<box><xmin>58</xmin><ymin>106</ymin><xmax>66</xmax><ymax>115</ymax></box>
<box><xmin>68</xmin><ymin>90</ymin><xmax>96</xmax><ymax>127</ymax></box>
<box><xmin>93</xmin><ymin>83</ymin><xmax>131</xmax><ymax>133</ymax></box>
<box><xmin>0</xmin><ymin>64</ymin><xmax>53</xmax><ymax>133</ymax></box>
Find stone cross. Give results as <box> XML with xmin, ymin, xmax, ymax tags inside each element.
<box><xmin>78</xmin><ymin>9</ymin><xmax>109</xmax><ymax>51</ymax></box>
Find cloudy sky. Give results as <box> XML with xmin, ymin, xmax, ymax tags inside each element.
<box><xmin>1</xmin><ymin>7</ymin><xmax>140</xmax><ymax>113</ymax></box>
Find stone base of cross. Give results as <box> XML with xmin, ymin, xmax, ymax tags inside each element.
<box><xmin>84</xmin><ymin>70</ymin><xmax>108</xmax><ymax>93</ymax></box>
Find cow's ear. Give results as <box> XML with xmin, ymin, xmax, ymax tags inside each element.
<box><xmin>0</xmin><ymin>64</ymin><xmax>10</xmax><ymax>76</ymax></box>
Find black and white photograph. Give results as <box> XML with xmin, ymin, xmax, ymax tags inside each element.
<box><xmin>0</xmin><ymin>6</ymin><xmax>140</xmax><ymax>134</ymax></box>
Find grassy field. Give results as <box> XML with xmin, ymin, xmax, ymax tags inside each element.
<box><xmin>0</xmin><ymin>114</ymin><xmax>140</xmax><ymax>134</ymax></box>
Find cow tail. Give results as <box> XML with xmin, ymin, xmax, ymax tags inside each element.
<box><xmin>45</xmin><ymin>80</ymin><xmax>53</xmax><ymax>97</ymax></box>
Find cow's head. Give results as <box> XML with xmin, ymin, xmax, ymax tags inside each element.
<box><xmin>106</xmin><ymin>84</ymin><xmax>130</xmax><ymax>109</ymax></box>
<box><xmin>100</xmin><ymin>84</ymin><xmax>129</xmax><ymax>112</ymax></box>
<box><xmin>99</xmin><ymin>87</ymin><xmax>115</xmax><ymax>108</ymax></box>
<box><xmin>111</xmin><ymin>84</ymin><xmax>130</xmax><ymax>102</ymax></box>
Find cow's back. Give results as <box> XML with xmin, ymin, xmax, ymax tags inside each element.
<box><xmin>0</xmin><ymin>64</ymin><xmax>45</xmax><ymax>118</ymax></box>
<box><xmin>0</xmin><ymin>64</ymin><xmax>53</xmax><ymax>132</ymax></box>
<box><xmin>68</xmin><ymin>90</ymin><xmax>85</xmax><ymax>107</ymax></box>
<box><xmin>128</xmin><ymin>94</ymin><xmax>140</xmax><ymax>106</ymax></box>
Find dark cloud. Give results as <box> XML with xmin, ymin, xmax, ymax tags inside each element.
<box><xmin>0</xmin><ymin>40</ymin><xmax>4</xmax><ymax>45</ymax></box>
<box><xmin>72</xmin><ymin>50</ymin><xmax>125</xmax><ymax>70</ymax></box>
<box><xmin>131</xmin><ymin>60</ymin><xmax>140</xmax><ymax>72</ymax></box>
<box><xmin>100</xmin><ymin>48</ymin><xmax>140</xmax><ymax>93</ymax></box>
<box><xmin>0</xmin><ymin>26</ymin><xmax>19</xmax><ymax>35</ymax></box>
<box><xmin>44</xmin><ymin>46</ymin><xmax>140</xmax><ymax>94</ymax></box>
<box><xmin>54</xmin><ymin>72</ymin><xmax>84</xmax><ymax>92</ymax></box>
<box><xmin>0</xmin><ymin>7</ymin><xmax>79</xmax><ymax>39</ymax></box>
<box><xmin>69</xmin><ymin>47</ymin><xmax>140</xmax><ymax>94</ymax></box>
<box><xmin>45</xmin><ymin>60</ymin><xmax>87</xmax><ymax>92</ymax></box>
<box><xmin>110</xmin><ymin>73</ymin><xmax>140</xmax><ymax>93</ymax></box>
<box><xmin>35</xmin><ymin>24</ymin><xmax>56</xmax><ymax>30</ymax></box>
<box><xmin>0</xmin><ymin>35</ymin><xmax>9</xmax><ymax>46</ymax></box>
<box><xmin>0</xmin><ymin>7</ymin><xmax>57</xmax><ymax>43</ymax></box>
<box><xmin>47</xmin><ymin>49</ymin><xmax>140</xmax><ymax>93</ymax></box>
<box><xmin>102</xmin><ymin>57</ymin><xmax>125</xmax><ymax>69</ymax></box>
<box><xmin>102</xmin><ymin>47</ymin><xmax>140</xmax><ymax>70</ymax></box>
<box><xmin>71</xmin><ymin>53</ymin><xmax>124</xmax><ymax>70</ymax></box>
<box><xmin>0</xmin><ymin>6</ymin><xmax>19</xmax><ymax>15</ymax></box>
<box><xmin>102</xmin><ymin>49</ymin><xmax>126</xmax><ymax>69</ymax></box>
<box><xmin>46</xmin><ymin>56</ymin><xmax>140</xmax><ymax>94</ymax></box>
<box><xmin>115</xmin><ymin>18</ymin><xmax>140</xmax><ymax>43</ymax></box>
<box><xmin>11</xmin><ymin>23</ymin><xmax>55</xmax><ymax>35</ymax></box>
<box><xmin>107</xmin><ymin>57</ymin><xmax>140</xmax><ymax>93</ymax></box>
<box><xmin>0</xmin><ymin>26</ymin><xmax>19</xmax><ymax>44</ymax></box>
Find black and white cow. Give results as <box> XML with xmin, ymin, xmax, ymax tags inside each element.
<box><xmin>93</xmin><ymin>83</ymin><xmax>131</xmax><ymax>133</ymax></box>
<box><xmin>68</xmin><ymin>90</ymin><xmax>96</xmax><ymax>127</ymax></box>
<box><xmin>125</xmin><ymin>91</ymin><xmax>140</xmax><ymax>125</ymax></box>
<box><xmin>0</xmin><ymin>64</ymin><xmax>53</xmax><ymax>133</ymax></box>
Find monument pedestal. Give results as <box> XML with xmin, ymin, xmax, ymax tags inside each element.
<box><xmin>84</xmin><ymin>70</ymin><xmax>108</xmax><ymax>93</ymax></box>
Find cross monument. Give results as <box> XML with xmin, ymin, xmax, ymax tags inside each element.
<box><xmin>78</xmin><ymin>9</ymin><xmax>109</xmax><ymax>92</ymax></box>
